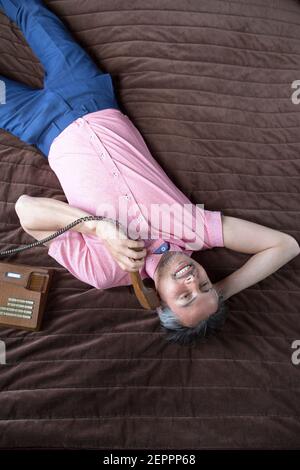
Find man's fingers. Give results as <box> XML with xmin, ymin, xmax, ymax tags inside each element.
<box><xmin>126</xmin><ymin>239</ymin><xmax>145</xmax><ymax>249</ymax></box>
<box><xmin>127</xmin><ymin>258</ymin><xmax>145</xmax><ymax>269</ymax></box>
<box><xmin>125</xmin><ymin>247</ymin><xmax>147</xmax><ymax>260</ymax></box>
<box><xmin>118</xmin><ymin>254</ymin><xmax>145</xmax><ymax>272</ymax></box>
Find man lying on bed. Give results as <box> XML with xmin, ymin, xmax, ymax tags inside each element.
<box><xmin>1</xmin><ymin>0</ymin><xmax>299</xmax><ymax>345</ymax></box>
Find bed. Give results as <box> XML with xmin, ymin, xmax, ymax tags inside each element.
<box><xmin>0</xmin><ymin>0</ymin><xmax>299</xmax><ymax>449</ymax></box>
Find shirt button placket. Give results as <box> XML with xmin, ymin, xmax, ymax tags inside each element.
<box><xmin>88</xmin><ymin>128</ymin><xmax>145</xmax><ymax>226</ymax></box>
<box><xmin>89</xmin><ymin>130</ymin><xmax>106</xmax><ymax>162</ymax></box>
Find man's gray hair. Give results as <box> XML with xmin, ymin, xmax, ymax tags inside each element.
<box><xmin>156</xmin><ymin>293</ymin><xmax>228</xmax><ymax>346</ymax></box>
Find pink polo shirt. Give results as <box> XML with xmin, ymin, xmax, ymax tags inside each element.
<box><xmin>47</xmin><ymin>108</ymin><xmax>224</xmax><ymax>289</ymax></box>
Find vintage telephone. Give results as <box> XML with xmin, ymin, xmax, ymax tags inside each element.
<box><xmin>0</xmin><ymin>215</ymin><xmax>161</xmax><ymax>330</ymax></box>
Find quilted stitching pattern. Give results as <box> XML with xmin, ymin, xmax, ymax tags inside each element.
<box><xmin>0</xmin><ymin>0</ymin><xmax>299</xmax><ymax>449</ymax></box>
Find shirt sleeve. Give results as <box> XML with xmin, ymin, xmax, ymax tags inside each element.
<box><xmin>203</xmin><ymin>210</ymin><xmax>224</xmax><ymax>249</ymax></box>
<box><xmin>47</xmin><ymin>230</ymin><xmax>110</xmax><ymax>289</ymax></box>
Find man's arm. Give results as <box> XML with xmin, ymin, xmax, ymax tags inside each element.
<box><xmin>213</xmin><ymin>215</ymin><xmax>300</xmax><ymax>301</ymax></box>
<box><xmin>15</xmin><ymin>194</ymin><xmax>98</xmax><ymax>235</ymax></box>
<box><xmin>15</xmin><ymin>195</ymin><xmax>147</xmax><ymax>272</ymax></box>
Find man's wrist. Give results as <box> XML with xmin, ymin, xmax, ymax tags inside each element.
<box><xmin>95</xmin><ymin>218</ymin><xmax>126</xmax><ymax>240</ymax></box>
<box><xmin>80</xmin><ymin>219</ymin><xmax>98</xmax><ymax>236</ymax></box>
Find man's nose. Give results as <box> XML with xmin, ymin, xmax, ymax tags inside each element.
<box><xmin>184</xmin><ymin>273</ymin><xmax>195</xmax><ymax>285</ymax></box>
<box><xmin>184</xmin><ymin>273</ymin><xmax>202</xmax><ymax>292</ymax></box>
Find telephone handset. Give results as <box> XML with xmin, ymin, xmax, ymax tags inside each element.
<box><xmin>0</xmin><ymin>215</ymin><xmax>160</xmax><ymax>309</ymax></box>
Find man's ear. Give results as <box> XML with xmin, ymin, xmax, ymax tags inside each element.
<box><xmin>160</xmin><ymin>299</ymin><xmax>168</xmax><ymax>309</ymax></box>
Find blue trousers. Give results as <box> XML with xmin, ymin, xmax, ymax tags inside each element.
<box><xmin>0</xmin><ymin>0</ymin><xmax>120</xmax><ymax>158</ymax></box>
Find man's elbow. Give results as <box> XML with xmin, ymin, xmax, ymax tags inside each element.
<box><xmin>280</xmin><ymin>234</ymin><xmax>300</xmax><ymax>259</ymax></box>
<box><xmin>15</xmin><ymin>194</ymin><xmax>33</xmax><ymax>228</ymax></box>
<box><xmin>15</xmin><ymin>194</ymin><xmax>31</xmax><ymax>210</ymax></box>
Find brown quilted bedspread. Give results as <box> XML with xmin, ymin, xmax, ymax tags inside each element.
<box><xmin>0</xmin><ymin>0</ymin><xmax>299</xmax><ymax>449</ymax></box>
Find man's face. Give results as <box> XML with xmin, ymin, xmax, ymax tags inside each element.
<box><xmin>153</xmin><ymin>252</ymin><xmax>219</xmax><ymax>327</ymax></box>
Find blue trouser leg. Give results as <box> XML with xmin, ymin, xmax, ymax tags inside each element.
<box><xmin>0</xmin><ymin>0</ymin><xmax>102</xmax><ymax>88</ymax></box>
<box><xmin>0</xmin><ymin>0</ymin><xmax>119</xmax><ymax>155</ymax></box>
<box><xmin>0</xmin><ymin>75</ymin><xmax>45</xmax><ymax>143</ymax></box>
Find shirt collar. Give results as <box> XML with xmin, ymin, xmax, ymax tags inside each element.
<box><xmin>143</xmin><ymin>239</ymin><xmax>192</xmax><ymax>280</ymax></box>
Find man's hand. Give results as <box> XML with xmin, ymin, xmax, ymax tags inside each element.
<box><xmin>96</xmin><ymin>219</ymin><xmax>147</xmax><ymax>272</ymax></box>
